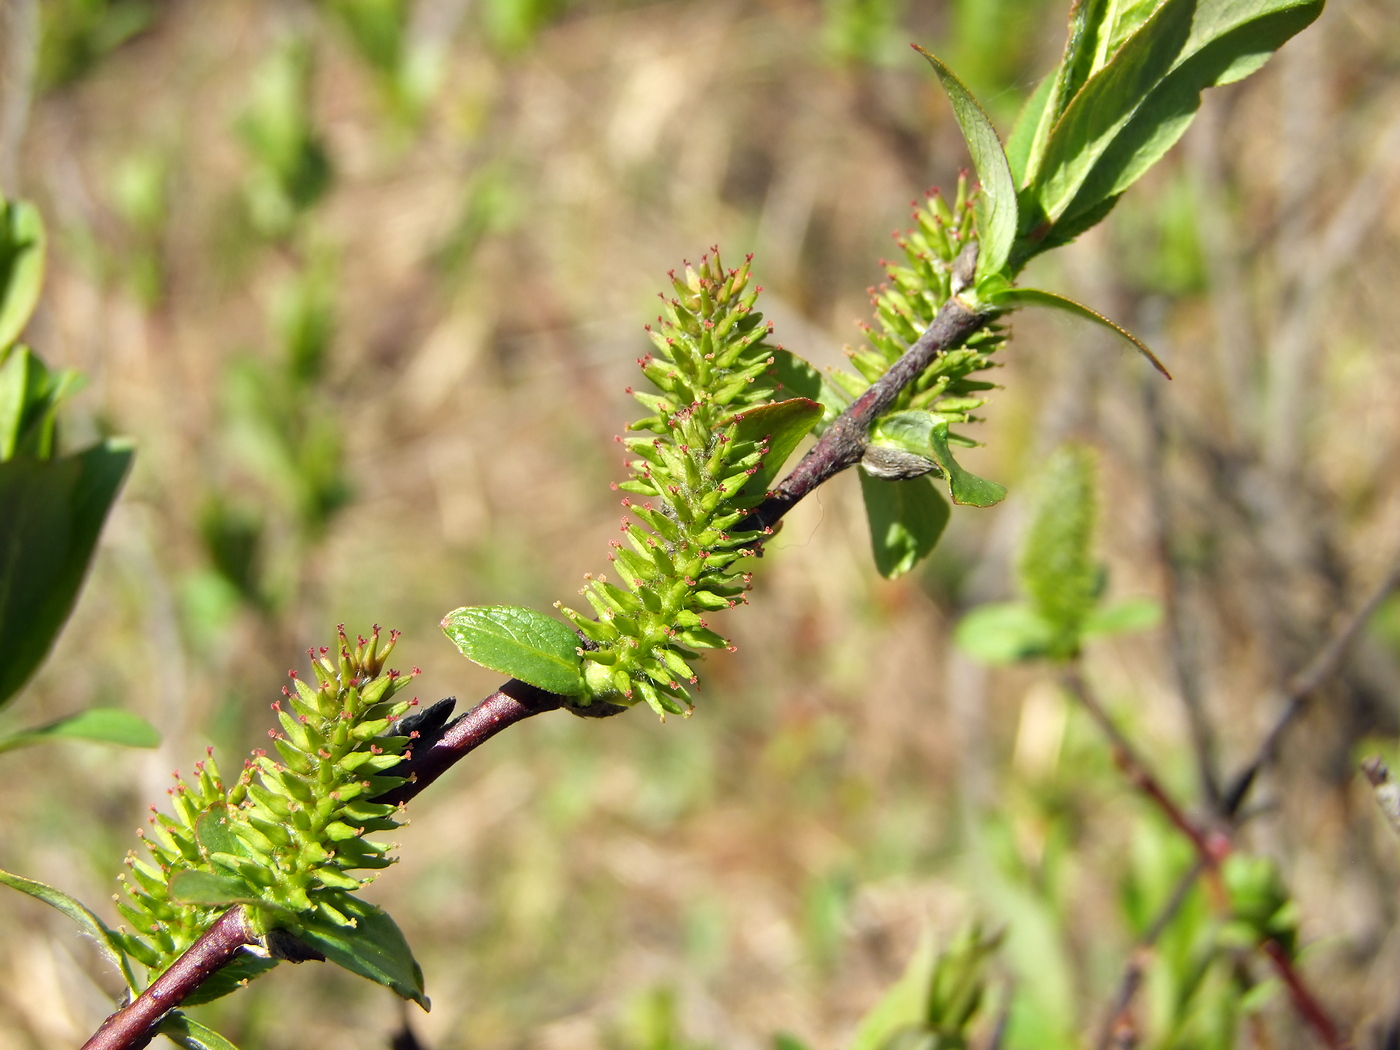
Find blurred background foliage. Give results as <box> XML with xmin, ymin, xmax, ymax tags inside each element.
<box><xmin>1</xmin><ymin>0</ymin><xmax>1399</xmax><ymax>1047</ymax></box>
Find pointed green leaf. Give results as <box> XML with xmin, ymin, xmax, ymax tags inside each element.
<box><xmin>441</xmin><ymin>605</ymin><xmax>585</xmax><ymax>695</ymax></box>
<box><xmin>995</xmin><ymin>287</ymin><xmax>1171</xmax><ymax>377</ymax></box>
<box><xmin>1083</xmin><ymin>597</ymin><xmax>1162</xmax><ymax>638</ymax></box>
<box><xmin>168</xmin><ymin>870</ymin><xmax>260</xmax><ymax>907</ymax></box>
<box><xmin>913</xmin><ymin>47</ymin><xmax>1017</xmax><ymax>280</ymax></box>
<box><xmin>727</xmin><ymin>397</ymin><xmax>823</xmax><ymax>501</ymax></box>
<box><xmin>926</xmin><ymin>419</ymin><xmax>1005</xmax><ymax>507</ymax></box>
<box><xmin>158</xmin><ymin>1012</ymin><xmax>243</xmax><ymax>1050</ymax></box>
<box><xmin>0</xmin><ymin>200</ymin><xmax>47</xmax><ymax>351</ymax></box>
<box><xmin>858</xmin><ymin>470</ymin><xmax>950</xmax><ymax>579</ymax></box>
<box><xmin>0</xmin><ymin>439</ymin><xmax>135</xmax><ymax>708</ymax></box>
<box><xmin>953</xmin><ymin>602</ymin><xmax>1056</xmax><ymax>665</ymax></box>
<box><xmin>1007</xmin><ymin>72</ymin><xmax>1058</xmax><ymax>188</ymax></box>
<box><xmin>195</xmin><ymin>806</ymin><xmax>246</xmax><ymax>864</ymax></box>
<box><xmin>1028</xmin><ymin>0</ymin><xmax>1323</xmax><ymax>240</ymax></box>
<box><xmin>0</xmin><ymin>866</ymin><xmax>138</xmax><ymax>990</ymax></box>
<box><xmin>293</xmin><ymin>895</ymin><xmax>428</xmax><ymax>1008</ymax></box>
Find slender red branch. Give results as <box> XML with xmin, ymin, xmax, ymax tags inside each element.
<box><xmin>1261</xmin><ymin>939</ymin><xmax>1350</xmax><ymax>1050</ymax></box>
<box><xmin>81</xmin><ymin>908</ymin><xmax>258</xmax><ymax>1050</ymax></box>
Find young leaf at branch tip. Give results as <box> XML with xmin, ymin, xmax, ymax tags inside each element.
<box><xmin>913</xmin><ymin>46</ymin><xmax>1017</xmax><ymax>281</ymax></box>
<box><xmin>1017</xmin><ymin>0</ymin><xmax>1325</xmax><ymax>262</ymax></box>
<box><xmin>991</xmin><ymin>286</ymin><xmax>1171</xmax><ymax>378</ymax></box>
<box><xmin>441</xmin><ymin>605</ymin><xmax>586</xmax><ymax>696</ymax></box>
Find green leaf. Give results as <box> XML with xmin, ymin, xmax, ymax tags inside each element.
<box><xmin>727</xmin><ymin>397</ymin><xmax>823</xmax><ymax>502</ymax></box>
<box><xmin>954</xmin><ymin>602</ymin><xmax>1056</xmax><ymax>664</ymax></box>
<box><xmin>0</xmin><ymin>345</ymin><xmax>85</xmax><ymax>461</ymax></box>
<box><xmin>158</xmin><ymin>1012</ymin><xmax>243</xmax><ymax>1050</ymax></box>
<box><xmin>994</xmin><ymin>286</ymin><xmax>1171</xmax><ymax>378</ymax></box>
<box><xmin>859</xmin><ymin>470</ymin><xmax>950</xmax><ymax>579</ymax></box>
<box><xmin>850</xmin><ymin>933</ymin><xmax>934</xmax><ymax>1050</ymax></box>
<box><xmin>1020</xmin><ymin>445</ymin><xmax>1098</xmax><ymax>647</ymax></box>
<box><xmin>1006</xmin><ymin>71</ymin><xmax>1058</xmax><ymax>188</ymax></box>
<box><xmin>0</xmin><ymin>439</ymin><xmax>135</xmax><ymax>708</ymax></box>
<box><xmin>926</xmin><ymin>418</ymin><xmax>1005</xmax><ymax>507</ymax></box>
<box><xmin>0</xmin><ymin>708</ymin><xmax>160</xmax><ymax>754</ymax></box>
<box><xmin>168</xmin><ymin>870</ymin><xmax>260</xmax><ymax>907</ymax></box>
<box><xmin>0</xmin><ymin>866</ymin><xmax>138</xmax><ymax>990</ymax></box>
<box><xmin>1027</xmin><ymin>0</ymin><xmax>1324</xmax><ymax>244</ymax></box>
<box><xmin>293</xmin><ymin>895</ymin><xmax>428</xmax><ymax>1008</ymax></box>
<box><xmin>441</xmin><ymin>605</ymin><xmax>585</xmax><ymax>695</ymax></box>
<box><xmin>913</xmin><ymin>46</ymin><xmax>1017</xmax><ymax>280</ymax></box>
<box><xmin>195</xmin><ymin>805</ymin><xmax>247</xmax><ymax>864</ymax></box>
<box><xmin>0</xmin><ymin>200</ymin><xmax>47</xmax><ymax>350</ymax></box>
<box><xmin>1083</xmin><ymin>597</ymin><xmax>1162</xmax><ymax>638</ymax></box>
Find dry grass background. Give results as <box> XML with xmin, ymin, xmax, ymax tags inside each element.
<box><xmin>2</xmin><ymin>1</ymin><xmax>1400</xmax><ymax>1047</ymax></box>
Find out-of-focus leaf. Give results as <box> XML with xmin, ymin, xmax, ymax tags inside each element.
<box><xmin>1083</xmin><ymin>597</ymin><xmax>1162</xmax><ymax>637</ymax></box>
<box><xmin>727</xmin><ymin>397</ymin><xmax>823</xmax><ymax>501</ymax></box>
<box><xmin>992</xmin><ymin>287</ymin><xmax>1170</xmax><ymax>377</ymax></box>
<box><xmin>158</xmin><ymin>1012</ymin><xmax>243</xmax><ymax>1050</ymax></box>
<box><xmin>0</xmin><ymin>708</ymin><xmax>160</xmax><ymax>754</ymax></box>
<box><xmin>859</xmin><ymin>470</ymin><xmax>950</xmax><ymax>579</ymax></box>
<box><xmin>0</xmin><ymin>866</ymin><xmax>138</xmax><ymax>990</ymax></box>
<box><xmin>0</xmin><ymin>345</ymin><xmax>84</xmax><ymax>461</ymax></box>
<box><xmin>0</xmin><ymin>440</ymin><xmax>134</xmax><ymax>708</ymax></box>
<box><xmin>1019</xmin><ymin>444</ymin><xmax>1099</xmax><ymax>660</ymax></box>
<box><xmin>914</xmin><ymin>46</ymin><xmax>1017</xmax><ymax>280</ymax></box>
<box><xmin>954</xmin><ymin>601</ymin><xmax>1055</xmax><ymax>665</ymax></box>
<box><xmin>849</xmin><ymin>931</ymin><xmax>939</xmax><ymax>1050</ymax></box>
<box><xmin>0</xmin><ymin>200</ymin><xmax>46</xmax><ymax>350</ymax></box>
<box><xmin>441</xmin><ymin>605</ymin><xmax>585</xmax><ymax>695</ymax></box>
<box><xmin>294</xmin><ymin>895</ymin><xmax>428</xmax><ymax>1008</ymax></box>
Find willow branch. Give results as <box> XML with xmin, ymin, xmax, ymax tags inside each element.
<box><xmin>82</xmin><ymin>289</ymin><xmax>996</xmax><ymax>1050</ymax></box>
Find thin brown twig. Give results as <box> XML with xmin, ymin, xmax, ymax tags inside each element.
<box><xmin>1084</xmin><ymin>547</ymin><xmax>1400</xmax><ymax>1048</ymax></box>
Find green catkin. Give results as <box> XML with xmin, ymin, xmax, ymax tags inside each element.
<box><xmin>557</xmin><ymin>251</ymin><xmax>783</xmax><ymax>717</ymax></box>
<box><xmin>112</xmin><ymin>625</ymin><xmax>419</xmax><ymax>994</ymax></box>
<box><xmin>832</xmin><ymin>174</ymin><xmax>1007</xmax><ymax>427</ymax></box>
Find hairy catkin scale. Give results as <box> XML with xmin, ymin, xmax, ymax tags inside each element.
<box><xmin>831</xmin><ymin>175</ymin><xmax>1007</xmax><ymax>435</ymax></box>
<box><xmin>113</xmin><ymin>625</ymin><xmax>417</xmax><ymax>991</ymax></box>
<box><xmin>557</xmin><ymin>251</ymin><xmax>782</xmax><ymax>717</ymax></box>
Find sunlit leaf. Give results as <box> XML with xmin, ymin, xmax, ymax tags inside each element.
<box><xmin>441</xmin><ymin>605</ymin><xmax>585</xmax><ymax>695</ymax></box>
<box><xmin>168</xmin><ymin>871</ymin><xmax>259</xmax><ymax>907</ymax></box>
<box><xmin>993</xmin><ymin>286</ymin><xmax>1171</xmax><ymax>377</ymax></box>
<box><xmin>913</xmin><ymin>46</ymin><xmax>1018</xmax><ymax>280</ymax></box>
<box><xmin>293</xmin><ymin>895</ymin><xmax>428</xmax><ymax>1008</ymax></box>
<box><xmin>954</xmin><ymin>602</ymin><xmax>1055</xmax><ymax>664</ymax></box>
<box><xmin>926</xmin><ymin>418</ymin><xmax>1006</xmax><ymax>507</ymax></box>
